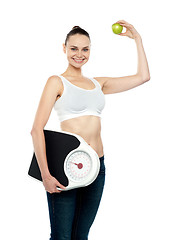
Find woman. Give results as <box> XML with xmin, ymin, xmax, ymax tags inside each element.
<box><xmin>30</xmin><ymin>20</ymin><xmax>150</xmax><ymax>240</ymax></box>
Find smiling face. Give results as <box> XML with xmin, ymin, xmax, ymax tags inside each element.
<box><xmin>63</xmin><ymin>34</ymin><xmax>91</xmax><ymax>68</ymax></box>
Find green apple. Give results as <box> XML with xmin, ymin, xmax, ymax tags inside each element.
<box><xmin>112</xmin><ymin>23</ymin><xmax>123</xmax><ymax>34</ymax></box>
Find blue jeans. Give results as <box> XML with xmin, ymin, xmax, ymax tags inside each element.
<box><xmin>46</xmin><ymin>155</ymin><xmax>106</xmax><ymax>240</ymax></box>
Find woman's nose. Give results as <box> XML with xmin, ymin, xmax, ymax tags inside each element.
<box><xmin>76</xmin><ymin>51</ymin><xmax>83</xmax><ymax>58</ymax></box>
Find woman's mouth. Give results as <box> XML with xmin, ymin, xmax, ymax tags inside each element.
<box><xmin>73</xmin><ymin>58</ymin><xmax>85</xmax><ymax>63</ymax></box>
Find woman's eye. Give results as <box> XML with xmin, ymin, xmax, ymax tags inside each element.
<box><xmin>71</xmin><ymin>48</ymin><xmax>88</xmax><ymax>51</ymax></box>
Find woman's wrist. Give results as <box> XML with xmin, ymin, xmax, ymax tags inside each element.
<box><xmin>134</xmin><ymin>34</ymin><xmax>142</xmax><ymax>42</ymax></box>
<box><xmin>41</xmin><ymin>170</ymin><xmax>51</xmax><ymax>180</ymax></box>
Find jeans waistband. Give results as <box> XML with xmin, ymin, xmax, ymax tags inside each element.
<box><xmin>99</xmin><ymin>155</ymin><xmax>104</xmax><ymax>161</ymax></box>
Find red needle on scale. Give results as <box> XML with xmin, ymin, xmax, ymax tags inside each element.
<box><xmin>72</xmin><ymin>162</ymin><xmax>83</xmax><ymax>169</ymax></box>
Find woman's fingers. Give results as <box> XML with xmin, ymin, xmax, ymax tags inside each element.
<box><xmin>116</xmin><ymin>20</ymin><xmax>133</xmax><ymax>29</ymax></box>
<box><xmin>42</xmin><ymin>174</ymin><xmax>66</xmax><ymax>193</ymax></box>
<box><xmin>119</xmin><ymin>32</ymin><xmax>127</xmax><ymax>36</ymax></box>
<box><xmin>117</xmin><ymin>19</ymin><xmax>129</xmax><ymax>24</ymax></box>
<box><xmin>55</xmin><ymin>179</ymin><xmax>66</xmax><ymax>192</ymax></box>
<box><xmin>119</xmin><ymin>23</ymin><xmax>132</xmax><ymax>28</ymax></box>
<box><xmin>114</xmin><ymin>20</ymin><xmax>139</xmax><ymax>39</ymax></box>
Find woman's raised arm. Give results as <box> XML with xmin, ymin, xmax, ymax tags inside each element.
<box><xmin>94</xmin><ymin>20</ymin><xmax>150</xmax><ymax>94</ymax></box>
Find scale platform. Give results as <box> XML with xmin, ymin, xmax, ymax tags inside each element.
<box><xmin>28</xmin><ymin>129</ymin><xmax>100</xmax><ymax>191</ymax></box>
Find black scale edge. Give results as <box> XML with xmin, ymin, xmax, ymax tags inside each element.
<box><xmin>28</xmin><ymin>129</ymin><xmax>81</xmax><ymax>186</ymax></box>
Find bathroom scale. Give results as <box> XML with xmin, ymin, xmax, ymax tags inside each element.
<box><xmin>28</xmin><ymin>129</ymin><xmax>100</xmax><ymax>191</ymax></box>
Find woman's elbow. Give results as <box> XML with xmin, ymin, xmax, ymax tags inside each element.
<box><xmin>30</xmin><ymin>126</ymin><xmax>43</xmax><ymax>135</ymax></box>
<box><xmin>143</xmin><ymin>76</ymin><xmax>151</xmax><ymax>83</ymax></box>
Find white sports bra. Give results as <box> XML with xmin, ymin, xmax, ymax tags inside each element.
<box><xmin>53</xmin><ymin>75</ymin><xmax>106</xmax><ymax>122</ymax></box>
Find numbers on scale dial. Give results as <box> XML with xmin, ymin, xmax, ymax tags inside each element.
<box><xmin>66</xmin><ymin>151</ymin><xmax>92</xmax><ymax>182</ymax></box>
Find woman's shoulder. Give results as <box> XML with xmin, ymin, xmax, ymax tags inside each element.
<box><xmin>46</xmin><ymin>75</ymin><xmax>64</xmax><ymax>93</ymax></box>
<box><xmin>92</xmin><ymin>77</ymin><xmax>104</xmax><ymax>89</ymax></box>
<box><xmin>47</xmin><ymin>74</ymin><xmax>62</xmax><ymax>81</ymax></box>
<box><xmin>47</xmin><ymin>75</ymin><xmax>64</xmax><ymax>85</ymax></box>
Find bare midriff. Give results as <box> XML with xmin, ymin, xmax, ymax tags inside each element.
<box><xmin>55</xmin><ymin>75</ymin><xmax>104</xmax><ymax>158</ymax></box>
<box><xmin>60</xmin><ymin>115</ymin><xmax>104</xmax><ymax>158</ymax></box>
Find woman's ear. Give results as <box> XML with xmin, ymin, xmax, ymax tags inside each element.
<box><xmin>62</xmin><ymin>43</ymin><xmax>66</xmax><ymax>54</ymax></box>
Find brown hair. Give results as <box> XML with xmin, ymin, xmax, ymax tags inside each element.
<box><xmin>65</xmin><ymin>26</ymin><xmax>90</xmax><ymax>46</ymax></box>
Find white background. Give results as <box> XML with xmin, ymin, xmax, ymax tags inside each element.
<box><xmin>1</xmin><ymin>0</ymin><xmax>174</xmax><ymax>239</ymax></box>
